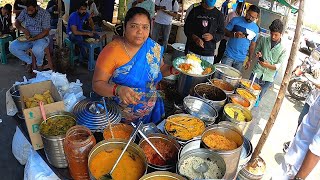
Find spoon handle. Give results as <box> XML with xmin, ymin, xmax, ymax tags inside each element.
<box><xmin>131</xmin><ymin>122</ymin><xmax>166</xmax><ymax>161</ymax></box>
<box><xmin>109</xmin><ymin>121</ymin><xmax>143</xmax><ymax>175</ymax></box>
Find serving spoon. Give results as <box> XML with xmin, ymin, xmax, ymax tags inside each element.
<box><xmin>100</xmin><ymin>121</ymin><xmax>143</xmax><ymax>180</ymax></box>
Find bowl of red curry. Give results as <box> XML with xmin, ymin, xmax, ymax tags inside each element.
<box><xmin>139</xmin><ymin>133</ymin><xmax>181</xmax><ymax>171</ymax></box>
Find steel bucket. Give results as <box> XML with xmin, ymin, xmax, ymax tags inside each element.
<box><xmin>194</xmin><ymin>83</ymin><xmax>227</xmax><ymax>112</ymax></box>
<box><xmin>214</xmin><ymin>63</ymin><xmax>242</xmax><ymax>87</ymax></box>
<box><xmin>173</xmin><ymin>56</ymin><xmax>215</xmax><ymax>97</ymax></box>
<box><xmin>239</xmin><ymin>79</ymin><xmax>262</xmax><ymax>97</ymax></box>
<box><xmin>40</xmin><ymin>112</ymin><xmax>76</xmax><ymax>168</ymax></box>
<box><xmin>222</xmin><ymin>103</ymin><xmax>253</xmax><ymax>135</ymax></box>
<box><xmin>88</xmin><ymin>139</ymin><xmax>148</xmax><ymax>180</ymax></box>
<box><xmin>9</xmin><ymin>85</ymin><xmax>23</xmax><ymax>119</ymax></box>
<box><xmin>177</xmin><ymin>148</ymin><xmax>226</xmax><ymax>179</ymax></box>
<box><xmin>201</xmin><ymin>124</ymin><xmax>244</xmax><ymax>179</ymax></box>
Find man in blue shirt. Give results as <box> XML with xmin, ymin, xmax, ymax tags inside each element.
<box><xmin>67</xmin><ymin>2</ymin><xmax>97</xmax><ymax>58</ymax></box>
<box><xmin>9</xmin><ymin>0</ymin><xmax>51</xmax><ymax>72</ymax></box>
<box><xmin>221</xmin><ymin>5</ymin><xmax>260</xmax><ymax>71</ymax></box>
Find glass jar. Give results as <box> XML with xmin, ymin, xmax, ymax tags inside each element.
<box><xmin>64</xmin><ymin>125</ymin><xmax>96</xmax><ymax>180</ymax></box>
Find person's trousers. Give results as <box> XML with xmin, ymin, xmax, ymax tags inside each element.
<box><xmin>9</xmin><ymin>37</ymin><xmax>50</xmax><ymax>66</ymax></box>
<box><xmin>216</xmin><ymin>39</ymin><xmax>227</xmax><ymax>63</ymax></box>
<box><xmin>221</xmin><ymin>54</ymin><xmax>243</xmax><ymax>71</ymax></box>
<box><xmin>296</xmin><ymin>103</ymin><xmax>310</xmax><ymax>133</ymax></box>
<box><xmin>249</xmin><ymin>73</ymin><xmax>273</xmax><ymax>99</ymax></box>
<box><xmin>68</xmin><ymin>32</ymin><xmax>100</xmax><ymax>58</ymax></box>
<box><xmin>151</xmin><ymin>22</ymin><xmax>171</xmax><ymax>52</ymax></box>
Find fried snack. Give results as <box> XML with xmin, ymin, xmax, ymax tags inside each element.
<box><xmin>203</xmin><ymin>133</ymin><xmax>238</xmax><ymax>151</ymax></box>
<box><xmin>165</xmin><ymin>116</ymin><xmax>205</xmax><ymax>141</ymax></box>
<box><xmin>178</xmin><ymin>63</ymin><xmax>192</xmax><ymax>72</ymax></box>
<box><xmin>23</xmin><ymin>90</ymin><xmax>55</xmax><ymax>108</ymax></box>
<box><xmin>202</xmin><ymin>67</ymin><xmax>212</xmax><ymax>75</ymax></box>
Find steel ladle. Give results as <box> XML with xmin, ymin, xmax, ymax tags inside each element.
<box><xmin>100</xmin><ymin>121</ymin><xmax>143</xmax><ymax>180</ymax></box>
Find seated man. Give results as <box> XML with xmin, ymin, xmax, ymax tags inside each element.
<box><xmin>9</xmin><ymin>0</ymin><xmax>51</xmax><ymax>72</ymax></box>
<box><xmin>67</xmin><ymin>2</ymin><xmax>98</xmax><ymax>58</ymax></box>
<box><xmin>0</xmin><ymin>4</ymin><xmax>16</xmax><ymax>53</ymax></box>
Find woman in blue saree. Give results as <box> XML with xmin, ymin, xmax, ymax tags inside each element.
<box><xmin>92</xmin><ymin>7</ymin><xmax>179</xmax><ymax>124</ymax></box>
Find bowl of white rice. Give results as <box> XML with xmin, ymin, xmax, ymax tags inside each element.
<box><xmin>177</xmin><ymin>148</ymin><xmax>226</xmax><ymax>179</ymax></box>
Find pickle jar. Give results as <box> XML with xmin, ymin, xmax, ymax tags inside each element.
<box><xmin>64</xmin><ymin>125</ymin><xmax>96</xmax><ymax>179</ymax></box>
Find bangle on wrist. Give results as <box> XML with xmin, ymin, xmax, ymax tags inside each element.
<box><xmin>233</xmin><ymin>32</ymin><xmax>236</xmax><ymax>38</ymax></box>
<box><xmin>170</xmin><ymin>66</ymin><xmax>179</xmax><ymax>75</ymax></box>
<box><xmin>112</xmin><ymin>84</ymin><xmax>118</xmax><ymax>96</ymax></box>
<box><xmin>115</xmin><ymin>85</ymin><xmax>121</xmax><ymax>96</ymax></box>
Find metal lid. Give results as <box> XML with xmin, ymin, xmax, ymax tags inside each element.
<box><xmin>73</xmin><ymin>98</ymin><xmax>121</xmax><ymax>132</ymax></box>
<box><xmin>183</xmin><ymin>96</ymin><xmax>218</xmax><ymax>123</ymax></box>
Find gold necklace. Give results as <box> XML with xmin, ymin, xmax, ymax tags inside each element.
<box><xmin>122</xmin><ymin>39</ymin><xmax>132</xmax><ymax>59</ymax></box>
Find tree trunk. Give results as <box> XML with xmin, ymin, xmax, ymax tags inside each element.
<box><xmin>250</xmin><ymin>0</ymin><xmax>305</xmax><ymax>160</ymax></box>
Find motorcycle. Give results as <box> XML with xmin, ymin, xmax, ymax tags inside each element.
<box><xmin>288</xmin><ymin>49</ymin><xmax>320</xmax><ymax>100</ymax></box>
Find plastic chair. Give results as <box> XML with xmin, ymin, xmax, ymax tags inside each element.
<box><xmin>0</xmin><ymin>35</ymin><xmax>13</xmax><ymax>64</ymax></box>
<box><xmin>83</xmin><ymin>41</ymin><xmax>103</xmax><ymax>71</ymax></box>
<box><xmin>64</xmin><ymin>37</ymin><xmax>80</xmax><ymax>67</ymax></box>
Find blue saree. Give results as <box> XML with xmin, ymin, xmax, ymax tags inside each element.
<box><xmin>111</xmin><ymin>38</ymin><xmax>165</xmax><ymax>124</ymax></box>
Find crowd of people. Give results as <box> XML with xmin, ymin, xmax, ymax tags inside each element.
<box><xmin>0</xmin><ymin>0</ymin><xmax>319</xmax><ymax>178</ymax></box>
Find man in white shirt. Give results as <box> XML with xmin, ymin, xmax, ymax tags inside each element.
<box><xmin>275</xmin><ymin>91</ymin><xmax>320</xmax><ymax>179</ymax></box>
<box><xmin>151</xmin><ymin>0</ymin><xmax>179</xmax><ymax>52</ymax></box>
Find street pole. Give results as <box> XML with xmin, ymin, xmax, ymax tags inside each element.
<box><xmin>250</xmin><ymin>0</ymin><xmax>305</xmax><ymax>161</ymax></box>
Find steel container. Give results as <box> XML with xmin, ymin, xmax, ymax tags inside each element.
<box><xmin>139</xmin><ymin>133</ymin><xmax>180</xmax><ymax>172</ymax></box>
<box><xmin>214</xmin><ymin>63</ymin><xmax>242</xmax><ymax>87</ymax></box>
<box><xmin>228</xmin><ymin>94</ymin><xmax>251</xmax><ymax>110</ymax></box>
<box><xmin>88</xmin><ymin>139</ymin><xmax>148</xmax><ymax>180</ymax></box>
<box><xmin>40</xmin><ymin>111</ymin><xmax>76</xmax><ymax>168</ymax></box>
<box><xmin>194</xmin><ymin>83</ymin><xmax>227</xmax><ymax>112</ymax></box>
<box><xmin>239</xmin><ymin>79</ymin><xmax>262</xmax><ymax>97</ymax></box>
<box><xmin>177</xmin><ymin>148</ymin><xmax>226</xmax><ymax>179</ymax></box>
<box><xmin>164</xmin><ymin>114</ymin><xmax>205</xmax><ymax>145</ymax></box>
<box><xmin>173</xmin><ymin>56</ymin><xmax>216</xmax><ymax>97</ymax></box>
<box><xmin>73</xmin><ymin>98</ymin><xmax>121</xmax><ymax>132</ymax></box>
<box><xmin>222</xmin><ymin>103</ymin><xmax>253</xmax><ymax>135</ymax></box>
<box><xmin>209</xmin><ymin>78</ymin><xmax>235</xmax><ymax>95</ymax></box>
<box><xmin>183</xmin><ymin>96</ymin><xmax>218</xmax><ymax>126</ymax></box>
<box><xmin>237</xmin><ymin>157</ymin><xmax>266</xmax><ymax>180</ymax></box>
<box><xmin>9</xmin><ymin>84</ymin><xmax>24</xmax><ymax>119</ymax></box>
<box><xmin>239</xmin><ymin>137</ymin><xmax>253</xmax><ymax>170</ymax></box>
<box><xmin>201</xmin><ymin>124</ymin><xmax>244</xmax><ymax>179</ymax></box>
<box><xmin>139</xmin><ymin>171</ymin><xmax>186</xmax><ymax>180</ymax></box>
<box><xmin>235</xmin><ymin>88</ymin><xmax>257</xmax><ymax>110</ymax></box>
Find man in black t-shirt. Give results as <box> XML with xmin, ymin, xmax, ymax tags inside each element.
<box><xmin>184</xmin><ymin>0</ymin><xmax>224</xmax><ymax>64</ymax></box>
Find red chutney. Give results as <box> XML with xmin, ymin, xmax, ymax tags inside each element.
<box><xmin>142</xmin><ymin>140</ymin><xmax>177</xmax><ymax>166</ymax></box>
<box><xmin>63</xmin><ymin>125</ymin><xmax>96</xmax><ymax>180</ymax></box>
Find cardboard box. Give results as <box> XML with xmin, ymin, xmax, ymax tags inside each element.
<box><xmin>19</xmin><ymin>80</ymin><xmax>65</xmax><ymax>150</ymax></box>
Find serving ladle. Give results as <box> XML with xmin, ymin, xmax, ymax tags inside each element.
<box><xmin>100</xmin><ymin>121</ymin><xmax>143</xmax><ymax>180</ymax></box>
<box><xmin>131</xmin><ymin>122</ymin><xmax>166</xmax><ymax>162</ymax></box>
<box><xmin>194</xmin><ymin>162</ymin><xmax>209</xmax><ymax>179</ymax></box>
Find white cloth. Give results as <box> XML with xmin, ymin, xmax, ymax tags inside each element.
<box><xmin>88</xmin><ymin>2</ymin><xmax>99</xmax><ymax>17</ymax></box>
<box><xmin>154</xmin><ymin>0</ymin><xmax>179</xmax><ymax>25</ymax></box>
<box><xmin>276</xmin><ymin>95</ymin><xmax>320</xmax><ymax>179</ymax></box>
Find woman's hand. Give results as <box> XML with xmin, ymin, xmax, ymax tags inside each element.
<box><xmin>117</xmin><ymin>86</ymin><xmax>141</xmax><ymax>105</ymax></box>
